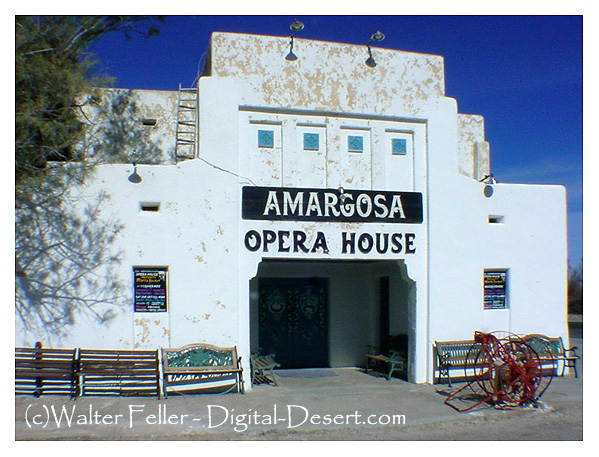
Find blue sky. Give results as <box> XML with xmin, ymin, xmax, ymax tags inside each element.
<box><xmin>90</xmin><ymin>15</ymin><xmax>583</xmax><ymax>264</ymax></box>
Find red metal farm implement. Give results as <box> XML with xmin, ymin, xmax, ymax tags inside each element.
<box><xmin>444</xmin><ymin>332</ymin><xmax>556</xmax><ymax>412</ymax></box>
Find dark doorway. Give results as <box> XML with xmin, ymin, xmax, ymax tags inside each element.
<box><xmin>258</xmin><ymin>277</ymin><xmax>329</xmax><ymax>368</ymax></box>
<box><xmin>379</xmin><ymin>276</ymin><xmax>390</xmax><ymax>355</ymax></box>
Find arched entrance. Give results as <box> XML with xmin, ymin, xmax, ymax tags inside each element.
<box><xmin>249</xmin><ymin>259</ymin><xmax>416</xmax><ymax>377</ymax></box>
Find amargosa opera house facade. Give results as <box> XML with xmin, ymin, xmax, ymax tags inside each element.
<box><xmin>16</xmin><ymin>32</ymin><xmax>569</xmax><ymax>385</ymax></box>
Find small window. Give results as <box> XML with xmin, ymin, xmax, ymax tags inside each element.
<box><xmin>348</xmin><ymin>135</ymin><xmax>364</xmax><ymax>153</ymax></box>
<box><xmin>140</xmin><ymin>202</ymin><xmax>160</xmax><ymax>212</ymax></box>
<box><xmin>484</xmin><ymin>270</ymin><xmax>508</xmax><ymax>310</ymax></box>
<box><xmin>258</xmin><ymin>130</ymin><xmax>274</xmax><ymax>148</ymax></box>
<box><xmin>392</xmin><ymin>138</ymin><xmax>408</xmax><ymax>155</ymax></box>
<box><xmin>488</xmin><ymin>215</ymin><xmax>504</xmax><ymax>224</ymax></box>
<box><xmin>303</xmin><ymin>132</ymin><xmax>320</xmax><ymax>151</ymax></box>
<box><xmin>141</xmin><ymin>118</ymin><xmax>157</xmax><ymax>127</ymax></box>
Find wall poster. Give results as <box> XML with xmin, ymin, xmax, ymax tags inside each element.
<box><xmin>484</xmin><ymin>270</ymin><xmax>507</xmax><ymax>310</ymax></box>
<box><xmin>134</xmin><ymin>267</ymin><xmax>168</xmax><ymax>312</ymax></box>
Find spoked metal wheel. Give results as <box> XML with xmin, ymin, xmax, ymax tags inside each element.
<box><xmin>457</xmin><ymin>332</ymin><xmax>554</xmax><ymax>409</ymax></box>
<box><xmin>493</xmin><ymin>339</ymin><xmax>546</xmax><ymax>407</ymax></box>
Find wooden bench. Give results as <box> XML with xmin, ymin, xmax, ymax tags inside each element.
<box><xmin>77</xmin><ymin>349</ymin><xmax>161</xmax><ymax>397</ymax></box>
<box><xmin>364</xmin><ymin>334</ymin><xmax>408</xmax><ymax>381</ymax></box>
<box><xmin>161</xmin><ymin>344</ymin><xmax>244</xmax><ymax>396</ymax></box>
<box><xmin>250</xmin><ymin>350</ymin><xmax>280</xmax><ymax>386</ymax></box>
<box><xmin>15</xmin><ymin>343</ymin><xmax>78</xmax><ymax>398</ymax></box>
<box><xmin>434</xmin><ymin>340</ymin><xmax>483</xmax><ymax>387</ymax></box>
<box><xmin>364</xmin><ymin>350</ymin><xmax>406</xmax><ymax>381</ymax></box>
<box><xmin>522</xmin><ymin>334</ymin><xmax>580</xmax><ymax>378</ymax></box>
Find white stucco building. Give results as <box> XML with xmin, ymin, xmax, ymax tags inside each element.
<box><xmin>15</xmin><ymin>32</ymin><xmax>569</xmax><ymax>385</ymax></box>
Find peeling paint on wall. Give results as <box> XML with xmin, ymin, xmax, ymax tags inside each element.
<box><xmin>457</xmin><ymin>114</ymin><xmax>490</xmax><ymax>180</ymax></box>
<box><xmin>209</xmin><ymin>33</ymin><xmax>445</xmax><ymax>116</ymax></box>
<box><xmin>14</xmin><ymin>32</ymin><xmax>569</xmax><ymax>387</ymax></box>
<box><xmin>134</xmin><ymin>316</ymin><xmax>170</xmax><ymax>348</ymax></box>
<box><xmin>133</xmin><ymin>318</ymin><xmax>150</xmax><ymax>348</ymax></box>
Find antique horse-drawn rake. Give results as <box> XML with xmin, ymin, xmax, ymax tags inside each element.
<box><xmin>444</xmin><ymin>332</ymin><xmax>556</xmax><ymax>412</ymax></box>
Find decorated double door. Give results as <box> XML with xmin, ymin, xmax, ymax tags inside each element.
<box><xmin>258</xmin><ymin>277</ymin><xmax>329</xmax><ymax>368</ymax></box>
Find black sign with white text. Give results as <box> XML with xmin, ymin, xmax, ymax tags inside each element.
<box><xmin>242</xmin><ymin>186</ymin><xmax>423</xmax><ymax>224</ymax></box>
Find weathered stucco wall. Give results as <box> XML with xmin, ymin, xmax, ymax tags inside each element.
<box><xmin>81</xmin><ymin>88</ymin><xmax>179</xmax><ymax>165</ymax></box>
<box><xmin>208</xmin><ymin>32</ymin><xmax>445</xmax><ymax>117</ymax></box>
<box><xmin>457</xmin><ymin>113</ymin><xmax>490</xmax><ymax>180</ymax></box>
<box><xmin>15</xmin><ymin>32</ymin><xmax>569</xmax><ymax>385</ymax></box>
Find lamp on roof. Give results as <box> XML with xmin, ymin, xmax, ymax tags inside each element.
<box><xmin>285</xmin><ymin>20</ymin><xmax>305</xmax><ymax>61</ymax></box>
<box><xmin>365</xmin><ymin>30</ymin><xmax>385</xmax><ymax>68</ymax></box>
<box><xmin>480</xmin><ymin>174</ymin><xmax>497</xmax><ymax>198</ymax></box>
<box><xmin>128</xmin><ymin>151</ymin><xmax>142</xmax><ymax>183</ymax></box>
<box><xmin>128</xmin><ymin>163</ymin><xmax>142</xmax><ymax>184</ymax></box>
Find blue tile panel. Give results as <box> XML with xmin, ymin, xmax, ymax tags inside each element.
<box><xmin>348</xmin><ymin>135</ymin><xmax>363</xmax><ymax>152</ymax></box>
<box><xmin>392</xmin><ymin>138</ymin><xmax>408</xmax><ymax>155</ymax></box>
<box><xmin>258</xmin><ymin>129</ymin><xmax>274</xmax><ymax>148</ymax></box>
<box><xmin>303</xmin><ymin>132</ymin><xmax>320</xmax><ymax>150</ymax></box>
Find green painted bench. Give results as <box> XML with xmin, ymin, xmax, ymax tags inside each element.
<box><xmin>161</xmin><ymin>343</ymin><xmax>244</xmax><ymax>396</ymax></box>
<box><xmin>435</xmin><ymin>334</ymin><xmax>580</xmax><ymax>386</ymax></box>
<box><xmin>364</xmin><ymin>349</ymin><xmax>406</xmax><ymax>381</ymax></box>
<box><xmin>522</xmin><ymin>334</ymin><xmax>580</xmax><ymax>378</ymax></box>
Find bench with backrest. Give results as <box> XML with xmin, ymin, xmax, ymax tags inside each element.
<box><xmin>76</xmin><ymin>348</ymin><xmax>161</xmax><ymax>397</ymax></box>
<box><xmin>435</xmin><ymin>334</ymin><xmax>580</xmax><ymax>386</ymax></box>
<box><xmin>161</xmin><ymin>343</ymin><xmax>244</xmax><ymax>396</ymax></box>
<box><xmin>364</xmin><ymin>335</ymin><xmax>408</xmax><ymax>381</ymax></box>
<box><xmin>364</xmin><ymin>351</ymin><xmax>406</xmax><ymax>381</ymax></box>
<box><xmin>521</xmin><ymin>334</ymin><xmax>580</xmax><ymax>378</ymax></box>
<box><xmin>434</xmin><ymin>340</ymin><xmax>483</xmax><ymax>387</ymax></box>
<box><xmin>15</xmin><ymin>343</ymin><xmax>78</xmax><ymax>398</ymax></box>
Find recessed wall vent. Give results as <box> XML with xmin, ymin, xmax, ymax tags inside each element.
<box><xmin>140</xmin><ymin>202</ymin><xmax>161</xmax><ymax>212</ymax></box>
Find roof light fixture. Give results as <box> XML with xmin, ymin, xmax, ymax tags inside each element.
<box><xmin>365</xmin><ymin>30</ymin><xmax>385</xmax><ymax>68</ymax></box>
<box><xmin>285</xmin><ymin>20</ymin><xmax>305</xmax><ymax>61</ymax></box>
<box><xmin>480</xmin><ymin>174</ymin><xmax>497</xmax><ymax>198</ymax></box>
<box><xmin>128</xmin><ymin>163</ymin><xmax>142</xmax><ymax>184</ymax></box>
